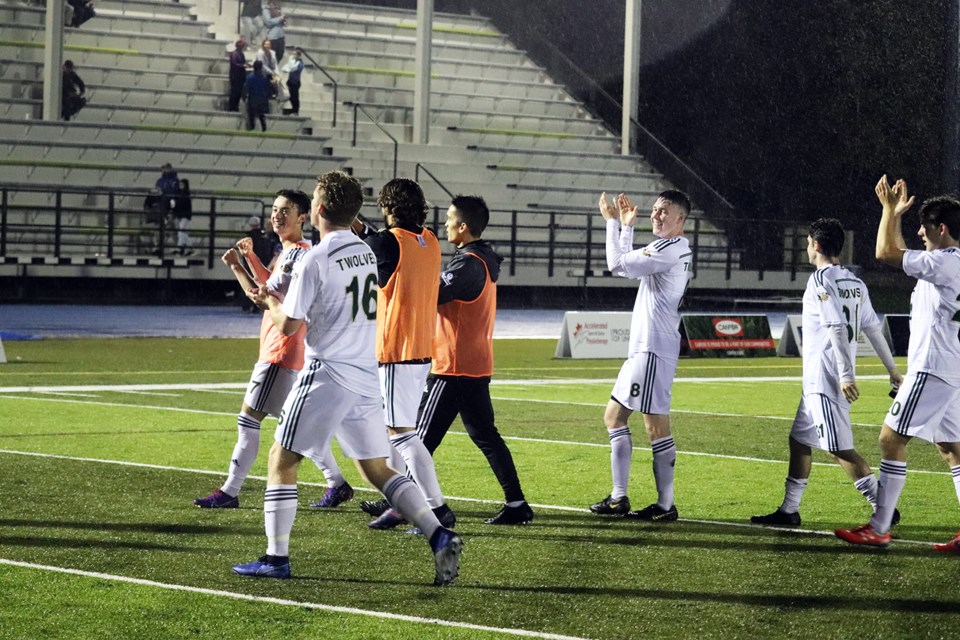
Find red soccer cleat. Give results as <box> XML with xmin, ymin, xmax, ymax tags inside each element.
<box><xmin>933</xmin><ymin>530</ymin><xmax>960</xmax><ymax>553</ymax></box>
<box><xmin>835</xmin><ymin>523</ymin><xmax>891</xmax><ymax>548</ymax></box>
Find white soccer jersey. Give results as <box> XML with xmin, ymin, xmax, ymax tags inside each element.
<box><xmin>265</xmin><ymin>240</ymin><xmax>310</xmax><ymax>302</ymax></box>
<box><xmin>606</xmin><ymin>220</ymin><xmax>692</xmax><ymax>358</ymax></box>
<box><xmin>902</xmin><ymin>247</ymin><xmax>960</xmax><ymax>385</ymax></box>
<box><xmin>801</xmin><ymin>265</ymin><xmax>881</xmax><ymax>402</ymax></box>
<box><xmin>282</xmin><ymin>229</ymin><xmax>380</xmax><ymax>397</ymax></box>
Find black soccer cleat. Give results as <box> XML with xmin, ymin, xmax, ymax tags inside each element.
<box><xmin>360</xmin><ymin>498</ymin><xmax>390</xmax><ymax>517</ymax></box>
<box><xmin>625</xmin><ymin>503</ymin><xmax>679</xmax><ymax>522</ymax></box>
<box><xmin>750</xmin><ymin>508</ymin><xmax>801</xmax><ymax>527</ymax></box>
<box><xmin>890</xmin><ymin>508</ymin><xmax>901</xmax><ymax>527</ymax></box>
<box><xmin>484</xmin><ymin>502</ymin><xmax>535</xmax><ymax>525</ymax></box>
<box><xmin>589</xmin><ymin>495</ymin><xmax>631</xmax><ymax>515</ymax></box>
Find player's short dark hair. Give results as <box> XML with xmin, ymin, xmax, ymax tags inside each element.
<box><xmin>808</xmin><ymin>217</ymin><xmax>845</xmax><ymax>258</ymax></box>
<box><xmin>657</xmin><ymin>190</ymin><xmax>691</xmax><ymax>217</ymax></box>
<box><xmin>316</xmin><ymin>171</ymin><xmax>364</xmax><ymax>226</ymax></box>
<box><xmin>274</xmin><ymin>189</ymin><xmax>310</xmax><ymax>216</ymax></box>
<box><xmin>450</xmin><ymin>195</ymin><xmax>489</xmax><ymax>237</ymax></box>
<box><xmin>377</xmin><ymin>178</ymin><xmax>428</xmax><ymax>227</ymax></box>
<box><xmin>920</xmin><ymin>196</ymin><xmax>960</xmax><ymax>240</ymax></box>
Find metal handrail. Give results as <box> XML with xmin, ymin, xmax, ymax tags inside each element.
<box><xmin>346</xmin><ymin>101</ymin><xmax>398</xmax><ymax>178</ymax></box>
<box><xmin>297</xmin><ymin>48</ymin><xmax>338</xmax><ymax>127</ymax></box>
<box><xmin>0</xmin><ymin>184</ymin><xmax>271</xmax><ymax>269</ymax></box>
<box><xmin>518</xmin><ymin>29</ymin><xmax>737</xmax><ymax>222</ymax></box>
<box><xmin>414</xmin><ymin>163</ymin><xmax>454</xmax><ymax>199</ymax></box>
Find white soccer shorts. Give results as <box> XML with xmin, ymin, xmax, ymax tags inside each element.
<box><xmin>610</xmin><ymin>351</ymin><xmax>676</xmax><ymax>415</ymax></box>
<box><xmin>790</xmin><ymin>393</ymin><xmax>854</xmax><ymax>453</ymax></box>
<box><xmin>885</xmin><ymin>372</ymin><xmax>960</xmax><ymax>443</ymax></box>
<box><xmin>379</xmin><ymin>362</ymin><xmax>431</xmax><ymax>428</ymax></box>
<box><xmin>274</xmin><ymin>360</ymin><xmax>391</xmax><ymax>461</ymax></box>
<box><xmin>243</xmin><ymin>360</ymin><xmax>298</xmax><ymax>417</ymax></box>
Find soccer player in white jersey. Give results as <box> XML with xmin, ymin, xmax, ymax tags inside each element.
<box><xmin>836</xmin><ymin>176</ymin><xmax>960</xmax><ymax>550</ymax></box>
<box><xmin>752</xmin><ymin>218</ymin><xmax>902</xmax><ymax>527</ymax></box>
<box><xmin>589</xmin><ymin>190</ymin><xmax>693</xmax><ymax>521</ymax></box>
<box><xmin>232</xmin><ymin>171</ymin><xmax>463</xmax><ymax>585</ymax></box>
<box><xmin>194</xmin><ymin>189</ymin><xmax>352</xmax><ymax>510</ymax></box>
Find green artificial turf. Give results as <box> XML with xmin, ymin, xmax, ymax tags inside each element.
<box><xmin>1</xmin><ymin>337</ymin><xmax>958</xmax><ymax>639</ymax></box>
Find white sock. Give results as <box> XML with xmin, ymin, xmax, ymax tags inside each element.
<box><xmin>651</xmin><ymin>435</ymin><xmax>676</xmax><ymax>509</ymax></box>
<box><xmin>264</xmin><ymin>484</ymin><xmax>297</xmax><ymax>557</ymax></box>
<box><xmin>388</xmin><ymin>441</ymin><xmax>408</xmax><ymax>476</ymax></box>
<box><xmin>609</xmin><ymin>427</ymin><xmax>632</xmax><ymax>500</ymax></box>
<box><xmin>382</xmin><ymin>473</ymin><xmax>440</xmax><ymax>540</ymax></box>
<box><xmin>221</xmin><ymin>412</ymin><xmax>261</xmax><ymax>496</ymax></box>
<box><xmin>870</xmin><ymin>460</ymin><xmax>907</xmax><ymax>535</ymax></box>
<box><xmin>854</xmin><ymin>474</ymin><xmax>879</xmax><ymax>509</ymax></box>
<box><xmin>308</xmin><ymin>448</ymin><xmax>344</xmax><ymax>488</ymax></box>
<box><xmin>951</xmin><ymin>465</ymin><xmax>960</xmax><ymax>506</ymax></box>
<box><xmin>391</xmin><ymin>432</ymin><xmax>445</xmax><ymax>509</ymax></box>
<box><xmin>779</xmin><ymin>476</ymin><xmax>808</xmax><ymax>514</ymax></box>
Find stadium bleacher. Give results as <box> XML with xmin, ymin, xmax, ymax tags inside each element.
<box><xmin>0</xmin><ymin>0</ymin><xmax>805</xmax><ymax>290</ymax></box>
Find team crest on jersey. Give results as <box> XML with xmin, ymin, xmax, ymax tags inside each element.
<box><xmin>417</xmin><ymin>236</ymin><xmax>427</xmax><ymax>248</ymax></box>
<box><xmin>642</xmin><ymin>249</ymin><xmax>652</xmax><ymax>257</ymax></box>
<box><xmin>282</xmin><ymin>262</ymin><xmax>294</xmax><ymax>274</ymax></box>
<box><xmin>819</xmin><ymin>292</ymin><xmax>829</xmax><ymax>301</ymax></box>
<box><xmin>441</xmin><ymin>271</ymin><xmax>454</xmax><ymax>286</ymax></box>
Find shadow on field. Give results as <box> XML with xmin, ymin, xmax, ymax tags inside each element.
<box><xmin>466</xmin><ymin>581</ymin><xmax>960</xmax><ymax>614</ymax></box>
<box><xmin>463</xmin><ymin>514</ymin><xmax>940</xmax><ymax>558</ymax></box>
<box><xmin>0</xmin><ymin>535</ymin><xmax>193</xmax><ymax>552</ymax></box>
<box><xmin>0</xmin><ymin>519</ymin><xmax>260</xmax><ymax>536</ymax></box>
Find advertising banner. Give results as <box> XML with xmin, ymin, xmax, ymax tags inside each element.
<box><xmin>776</xmin><ymin>314</ymin><xmax>895</xmax><ymax>357</ymax></box>
<box><xmin>554</xmin><ymin>312</ymin><xmax>631</xmax><ymax>359</ymax></box>
<box><xmin>680</xmin><ymin>314</ymin><xmax>776</xmax><ymax>357</ymax></box>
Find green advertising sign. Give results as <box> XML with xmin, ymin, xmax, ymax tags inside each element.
<box><xmin>680</xmin><ymin>314</ymin><xmax>776</xmax><ymax>358</ymax></box>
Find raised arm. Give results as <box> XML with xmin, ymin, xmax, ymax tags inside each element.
<box><xmin>875</xmin><ymin>175</ymin><xmax>914</xmax><ymax>267</ymax></box>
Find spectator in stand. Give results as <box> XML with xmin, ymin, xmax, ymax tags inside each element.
<box><xmin>262</xmin><ymin>1</ymin><xmax>287</xmax><ymax>62</ymax></box>
<box><xmin>246</xmin><ymin>215</ymin><xmax>278</xmax><ymax>267</ymax></box>
<box><xmin>239</xmin><ymin>0</ymin><xmax>263</xmax><ymax>49</ymax></box>
<box><xmin>281</xmin><ymin>47</ymin><xmax>303</xmax><ymax>116</ymax></box>
<box><xmin>242</xmin><ymin>60</ymin><xmax>271</xmax><ymax>132</ymax></box>
<box><xmin>67</xmin><ymin>0</ymin><xmax>95</xmax><ymax>27</ymax></box>
<box><xmin>156</xmin><ymin>163</ymin><xmax>181</xmax><ymax>202</ymax></box>
<box><xmin>228</xmin><ymin>40</ymin><xmax>249</xmax><ymax>112</ymax></box>
<box><xmin>255</xmin><ymin>39</ymin><xmax>279</xmax><ymax>79</ymax></box>
<box><xmin>174</xmin><ymin>178</ymin><xmax>193</xmax><ymax>256</ymax></box>
<box><xmin>61</xmin><ymin>60</ymin><xmax>86</xmax><ymax>121</ymax></box>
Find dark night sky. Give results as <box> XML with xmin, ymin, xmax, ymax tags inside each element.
<box><xmin>333</xmin><ymin>0</ymin><xmax>958</xmax><ymax>261</ymax></box>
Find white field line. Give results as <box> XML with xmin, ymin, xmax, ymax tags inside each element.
<box><xmin>0</xmin><ymin>448</ymin><xmax>936</xmax><ymax>547</ymax></box>
<box><xmin>0</xmin><ymin>559</ymin><xmax>592</xmax><ymax>640</ymax></box>
<box><xmin>0</xmin><ymin>385</ymin><xmax>948</xmax><ymax>476</ymax></box>
<box><xmin>0</xmin><ymin>374</ymin><xmax>896</xmax><ymax>392</ymax></box>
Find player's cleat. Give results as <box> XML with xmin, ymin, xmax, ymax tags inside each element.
<box><xmin>360</xmin><ymin>498</ymin><xmax>390</xmax><ymax>516</ymax></box>
<box><xmin>232</xmin><ymin>555</ymin><xmax>291</xmax><ymax>579</ymax></box>
<box><xmin>625</xmin><ymin>503</ymin><xmax>679</xmax><ymax>522</ymax></box>
<box><xmin>932</xmin><ymin>530</ymin><xmax>960</xmax><ymax>553</ymax></box>
<box><xmin>308</xmin><ymin>482</ymin><xmax>354</xmax><ymax>508</ymax></box>
<box><xmin>834</xmin><ymin>523</ymin><xmax>891</xmax><ymax>548</ymax></box>
<box><xmin>589</xmin><ymin>495</ymin><xmax>631</xmax><ymax>515</ymax></box>
<box><xmin>406</xmin><ymin>503</ymin><xmax>457</xmax><ymax>536</ymax></box>
<box><xmin>750</xmin><ymin>508</ymin><xmax>801</xmax><ymax>527</ymax></box>
<box><xmin>485</xmin><ymin>502</ymin><xmax>535</xmax><ymax>525</ymax></box>
<box><xmin>194</xmin><ymin>488</ymin><xmax>239</xmax><ymax>509</ymax></box>
<box><xmin>890</xmin><ymin>508</ymin><xmax>901</xmax><ymax>527</ymax></box>
<box><xmin>429</xmin><ymin>527</ymin><xmax>463</xmax><ymax>587</ymax></box>
<box><xmin>368</xmin><ymin>508</ymin><xmax>407</xmax><ymax>530</ymax></box>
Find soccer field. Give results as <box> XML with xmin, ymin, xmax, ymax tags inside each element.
<box><xmin>1</xmin><ymin>337</ymin><xmax>958</xmax><ymax>639</ymax></box>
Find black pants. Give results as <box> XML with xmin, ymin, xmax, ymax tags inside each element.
<box><xmin>417</xmin><ymin>374</ymin><xmax>525</xmax><ymax>503</ymax></box>
<box><xmin>286</xmin><ymin>80</ymin><xmax>300</xmax><ymax>115</ymax></box>
<box><xmin>247</xmin><ymin>99</ymin><xmax>267</xmax><ymax>131</ymax></box>
<box><xmin>270</xmin><ymin>37</ymin><xmax>285</xmax><ymax>62</ymax></box>
<box><xmin>228</xmin><ymin>76</ymin><xmax>244</xmax><ymax>111</ymax></box>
